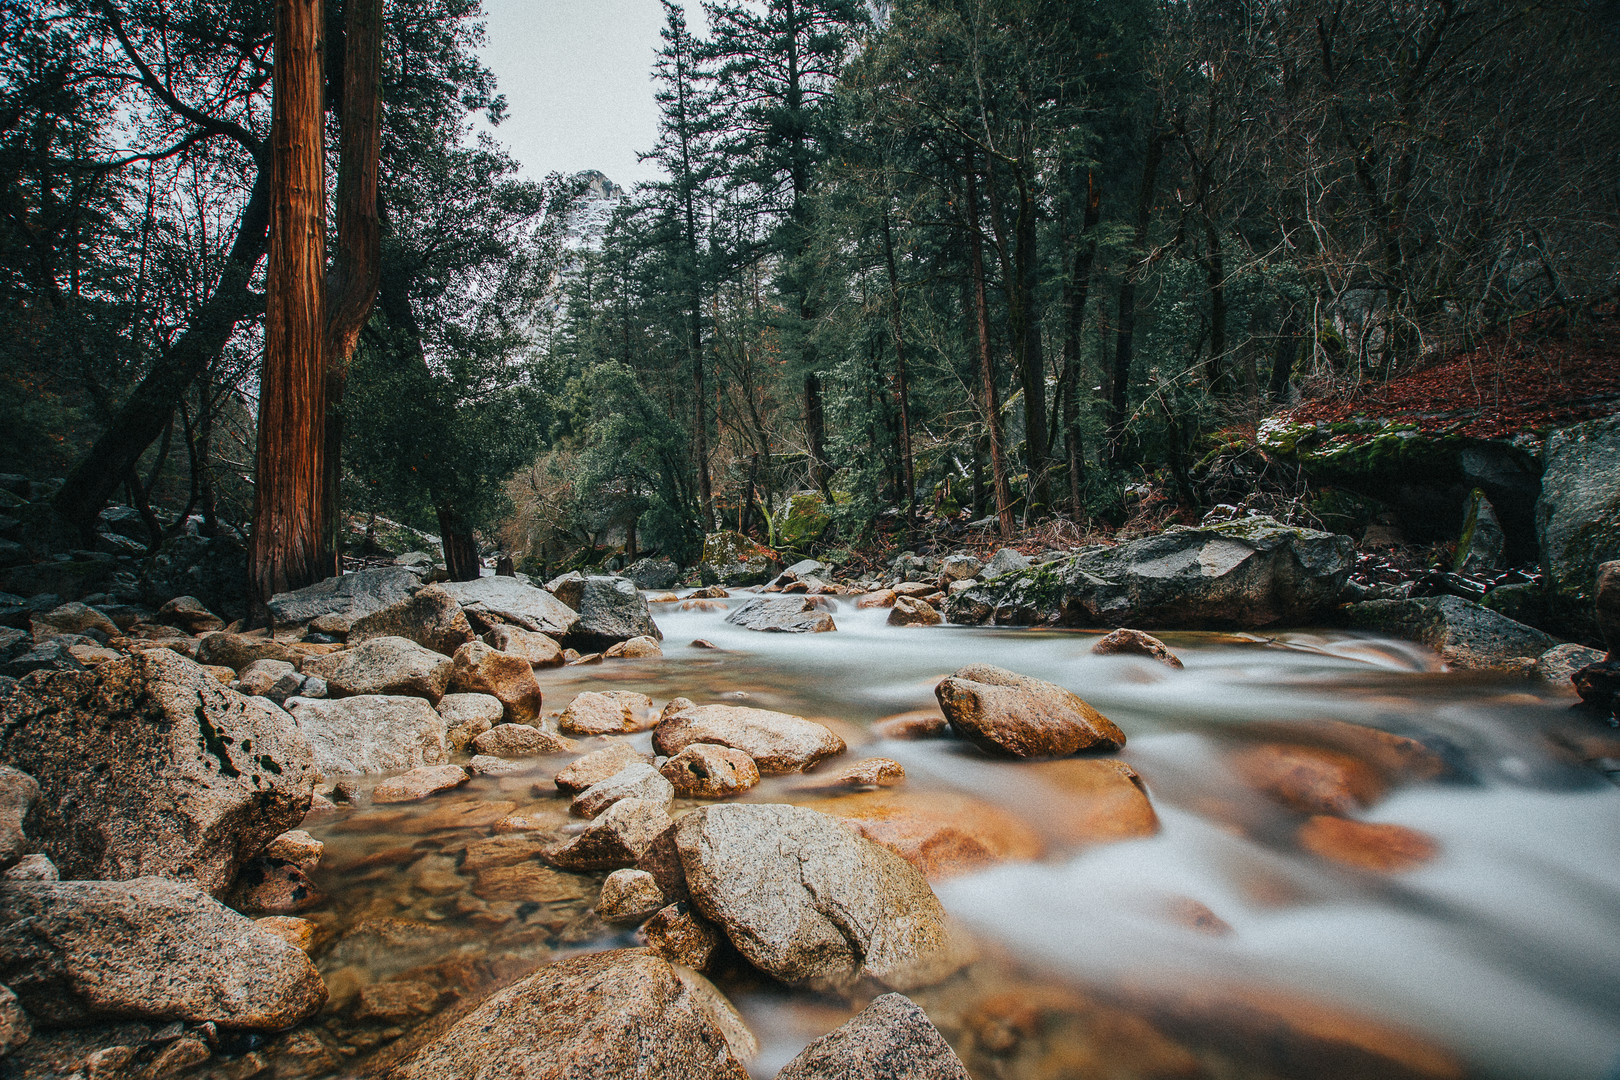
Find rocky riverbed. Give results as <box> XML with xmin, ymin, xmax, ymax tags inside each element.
<box><xmin>0</xmin><ymin>534</ymin><xmax>1618</xmax><ymax>1080</ymax></box>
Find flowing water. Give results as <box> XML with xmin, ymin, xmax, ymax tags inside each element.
<box><xmin>288</xmin><ymin>595</ymin><xmax>1620</xmax><ymax>1080</ymax></box>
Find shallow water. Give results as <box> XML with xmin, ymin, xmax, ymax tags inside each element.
<box><xmin>293</xmin><ymin>596</ymin><xmax>1620</xmax><ymax>1080</ymax></box>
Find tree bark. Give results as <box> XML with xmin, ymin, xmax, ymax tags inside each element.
<box><xmin>1061</xmin><ymin>170</ymin><xmax>1101</xmax><ymax>513</ymax></box>
<box><xmin>881</xmin><ymin>210</ymin><xmax>915</xmax><ymax>532</ymax></box>
<box><xmin>965</xmin><ymin>156</ymin><xmax>1014</xmax><ymax>539</ymax></box>
<box><xmin>250</xmin><ymin>0</ymin><xmax>328</xmax><ymax>614</ymax></box>
<box><xmin>437</xmin><ymin>506</ymin><xmax>479</xmax><ymax>581</ymax></box>
<box><xmin>1107</xmin><ymin>131</ymin><xmax>1164</xmax><ymax>465</ymax></box>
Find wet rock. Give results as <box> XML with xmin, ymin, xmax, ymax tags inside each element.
<box><xmin>605</xmin><ymin>634</ymin><xmax>663</xmax><ymax>659</ymax></box>
<box><xmin>268</xmin><ymin>566</ymin><xmax>422</xmax><ymax>632</ymax></box>
<box><xmin>568</xmin><ymin>576</ymin><xmax>663</xmax><ymax>650</ymax></box>
<box><xmin>1453</xmin><ymin>489</ymin><xmax>1505</xmax><ymax>574</ymax></box>
<box><xmin>1091</xmin><ymin>628</ymin><xmax>1184</xmax><ymax>668</ymax></box>
<box><xmin>1238</xmin><ymin>719</ymin><xmax>1446</xmax><ymax>783</ymax></box>
<box><xmin>3</xmin><ymin>854</ymin><xmax>56</xmax><ymax>881</ymax></box>
<box><xmin>947</xmin><ymin>517</ymin><xmax>1353</xmax><ymax>629</ymax></box>
<box><xmin>555</xmin><ymin>741</ymin><xmax>654</xmax><ymax>792</ymax></box>
<box><xmin>471</xmin><ymin>723</ymin><xmax>576</xmax><ymax>758</ymax></box>
<box><xmin>1537</xmin><ymin>415</ymin><xmax>1620</xmax><ymax>615</ymax></box>
<box><xmin>388</xmin><ymin>948</ymin><xmax>748</xmax><ymax>1080</ymax></box>
<box><xmin>441</xmin><ymin>575</ymin><xmax>579</xmax><ymax>638</ymax></box>
<box><xmin>888</xmin><ymin>596</ymin><xmax>943</xmax><ymax>627</ymax></box>
<box><xmin>777</xmin><ymin>992</ymin><xmax>970</xmax><ymax>1080</ymax></box>
<box><xmin>356</xmin><ymin>979</ymin><xmax>440</xmax><ymax>1023</ymax></box>
<box><xmin>264</xmin><ymin>830</ymin><xmax>322</xmax><ymax>871</ymax></box>
<box><xmin>803</xmin><ymin>757</ymin><xmax>905</xmax><ymax>790</ymax></box>
<box><xmin>348</xmin><ymin>584</ymin><xmax>475</xmax><ymax>657</ymax></box>
<box><xmin>1231</xmin><ymin>744</ymin><xmax>1387</xmax><ymax>815</ymax></box>
<box><xmin>597</xmin><ymin>869</ymin><xmax>664</xmax><ymax>924</ymax></box>
<box><xmin>466</xmin><ymin>754</ymin><xmax>525</xmax><ymax>776</ymax></box>
<box><xmin>700</xmin><ymin>530</ymin><xmax>779</xmax><ymax>587</ymax></box>
<box><xmin>1297</xmin><ymin>816</ymin><xmax>1440</xmax><ymax>872</ymax></box>
<box><xmin>1337</xmin><ymin>595</ymin><xmax>1556</xmax><ymax>670</ymax></box>
<box><xmin>654</xmin><ymin>702</ymin><xmax>845</xmax><ymax>774</ymax></box>
<box><xmin>1017</xmin><ymin>759</ymin><xmax>1161</xmax><ymax>849</ymax></box>
<box><xmin>660</xmin><ymin>743</ymin><xmax>760</xmax><ymax>798</ymax></box>
<box><xmin>1573</xmin><ymin>659</ymin><xmax>1620</xmax><ymax>718</ymax></box>
<box><xmin>804</xmin><ymin>789</ymin><xmax>1043</xmax><ymax>880</ymax></box>
<box><xmin>0</xmin><ymin>983</ymin><xmax>29</xmax><ymax>1057</ymax></box>
<box><xmin>545</xmin><ymin>797</ymin><xmax>670</xmax><ymax>870</ymax></box>
<box><xmin>486</xmin><ymin>623</ymin><xmax>564</xmax><ymax>666</ymax></box>
<box><xmin>572</xmin><ymin>762</ymin><xmax>674</xmax><ymax>818</ymax></box>
<box><xmin>1534</xmin><ymin>643</ymin><xmax>1606</xmax><ymax>689</ymax></box>
<box><xmin>471</xmin><ymin>862</ymin><xmax>592</xmax><ymax>903</ymax></box>
<box><xmin>157</xmin><ymin>595</ymin><xmax>224</xmax><ymax>634</ymax></box>
<box><xmin>871</xmin><ymin>711</ymin><xmax>949</xmax><ymax>739</ymax></box>
<box><xmin>305</xmin><ymin>636</ymin><xmax>453</xmax><ymax>702</ymax></box>
<box><xmin>558</xmin><ymin>689</ymin><xmax>657</xmax><ymax>735</ymax></box>
<box><xmin>935</xmin><ymin>664</ymin><xmax>1125</xmax><ymax>758</ymax></box>
<box><xmin>230</xmin><ymin>855</ymin><xmax>323</xmax><ymax>914</ymax></box>
<box><xmin>625</xmin><ymin>556</ymin><xmax>682</xmax><ymax>591</ymax></box>
<box><xmin>689</xmin><ymin>585</ymin><xmax>730</xmax><ymax>599</ymax></box>
<box><xmin>287</xmin><ymin>696</ymin><xmax>449</xmax><ymax>775</ymax></box>
<box><xmin>724</xmin><ymin>596</ymin><xmax>836</xmax><ymax>633</ymax></box>
<box><xmin>0</xmin><ymin>767</ymin><xmax>38</xmax><ymax>872</ymax></box>
<box><xmin>194</xmin><ymin>631</ymin><xmax>302</xmax><ymax>671</ymax></box>
<box><xmin>461</xmin><ymin>833</ymin><xmax>549</xmax><ymax>872</ymax></box>
<box><xmin>0</xmin><ymin>877</ymin><xmax>326</xmax><ymax>1029</ymax></box>
<box><xmin>856</xmin><ymin>589</ymin><xmax>897</xmax><ymax>609</ymax></box>
<box><xmin>447</xmin><ymin>640</ymin><xmax>541</xmax><ymax>722</ymax></box>
<box><xmin>30</xmin><ymin>601</ymin><xmax>118</xmax><ymax>642</ymax></box>
<box><xmin>642</xmin><ymin>902</ymin><xmax>722</xmax><ymax>969</ymax></box>
<box><xmin>0</xmin><ymin>650</ymin><xmax>314</xmax><ymax>894</ymax></box>
<box><xmin>372</xmin><ymin>764</ymin><xmax>470</xmax><ymax>804</ymax></box>
<box><xmin>983</xmin><ymin>547</ymin><xmax>1032</xmax><ymax>578</ymax></box>
<box><xmin>435</xmin><ymin>692</ymin><xmax>502</xmax><ymax>751</ymax></box>
<box><xmin>673</xmin><ymin>803</ymin><xmax>969</xmax><ymax>993</ymax></box>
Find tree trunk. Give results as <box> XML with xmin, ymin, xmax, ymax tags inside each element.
<box><xmin>250</xmin><ymin>0</ymin><xmax>328</xmax><ymax>615</ymax></box>
<box><xmin>1013</xmin><ymin>174</ymin><xmax>1047</xmax><ymax>513</ymax></box>
<box><xmin>437</xmin><ymin>506</ymin><xmax>479</xmax><ymax>581</ymax></box>
<box><xmin>1107</xmin><ymin>132</ymin><xmax>1164</xmax><ymax>465</ymax></box>
<box><xmin>1062</xmin><ymin>171</ymin><xmax>1101</xmax><ymax>513</ymax></box>
<box><xmin>317</xmin><ymin>0</ymin><xmax>384</xmax><ymax>574</ymax></box>
<box><xmin>691</xmin><ymin>285</ymin><xmax>714</xmax><ymax>532</ymax></box>
<box><xmin>881</xmin><ymin>210</ymin><xmax>916</xmax><ymax>532</ymax></box>
<box><xmin>1268</xmin><ymin>304</ymin><xmax>1302</xmax><ymax>401</ymax></box>
<box><xmin>803</xmin><ymin>368</ymin><xmax>829</xmax><ymax>494</ymax></box>
<box><xmin>965</xmin><ymin>157</ymin><xmax>1014</xmax><ymax>539</ymax></box>
<box><xmin>1202</xmin><ymin>220</ymin><xmax>1227</xmax><ymax>393</ymax></box>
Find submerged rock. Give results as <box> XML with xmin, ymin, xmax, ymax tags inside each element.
<box><xmin>0</xmin><ymin>877</ymin><xmax>326</xmax><ymax>1029</ymax></box>
<box><xmin>724</xmin><ymin>596</ymin><xmax>836</xmax><ymax>633</ymax></box>
<box><xmin>545</xmin><ymin>796</ymin><xmax>670</xmax><ymax>870</ymax></box>
<box><xmin>935</xmin><ymin>664</ymin><xmax>1125</xmax><ymax>758</ymax></box>
<box><xmin>1231</xmin><ymin>743</ymin><xmax>1386</xmax><ymax>816</ymax></box>
<box><xmin>654</xmin><ymin>703</ymin><xmax>845</xmax><ymax>774</ymax></box>
<box><xmin>1091</xmin><ymin>628</ymin><xmax>1184</xmax><ymax>668</ymax></box>
<box><xmin>776</xmin><ymin>993</ymin><xmax>970</xmax><ymax>1080</ymax></box>
<box><xmin>388</xmin><ymin>948</ymin><xmax>748</xmax><ymax>1080</ymax></box>
<box><xmin>0</xmin><ymin>650</ymin><xmax>314</xmax><ymax>894</ymax></box>
<box><xmin>287</xmin><ymin>695</ymin><xmax>449</xmax><ymax>776</ymax></box>
<box><xmin>946</xmin><ymin>516</ymin><xmax>1353</xmax><ymax>629</ymax></box>
<box><xmin>1297</xmin><ymin>815</ymin><xmax>1439</xmax><ymax>873</ymax></box>
<box><xmin>803</xmin><ymin>789</ymin><xmax>1043</xmax><ymax>880</ymax></box>
<box><xmin>1337</xmin><ymin>595</ymin><xmax>1556</xmax><ymax>670</ymax></box>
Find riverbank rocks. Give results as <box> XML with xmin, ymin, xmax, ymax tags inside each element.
<box><xmin>983</xmin><ymin>547</ymin><xmax>1032</xmax><ymax>578</ymax></box>
<box><xmin>777</xmin><ymin>993</ymin><xmax>970</xmax><ymax>1080</ymax></box>
<box><xmin>435</xmin><ymin>693</ymin><xmax>501</xmax><ymax>751</ymax></box>
<box><xmin>195</xmin><ymin>631</ymin><xmax>302</xmax><ymax>671</ymax></box>
<box><xmin>935</xmin><ymin>664</ymin><xmax>1125</xmax><ymax>758</ymax></box>
<box><xmin>305</xmin><ymin>636</ymin><xmax>452</xmax><ymax>702</ymax></box>
<box><xmin>655</xmin><ymin>702</ymin><xmax>846</xmax><ymax>774</ymax></box>
<box><xmin>441</xmin><ymin>575</ymin><xmax>579</xmax><ymax>638</ymax></box>
<box><xmin>605</xmin><ymin>634</ymin><xmax>663</xmax><ymax>659</ymax></box>
<box><xmin>946</xmin><ymin>517</ymin><xmax>1353</xmax><ymax>629</ymax></box>
<box><xmin>1594</xmin><ymin>558</ymin><xmax>1620</xmax><ymax>653</ymax></box>
<box><xmin>545</xmin><ymin>797</ymin><xmax>670</xmax><ymax>870</ymax></box>
<box><xmin>597</xmin><ymin>869</ymin><xmax>665</xmax><ymax>924</ymax></box>
<box><xmin>0</xmin><ymin>650</ymin><xmax>314</xmax><ymax>894</ymax></box>
<box><xmin>1092</xmin><ymin>628</ymin><xmax>1183</xmax><ymax>668</ymax></box>
<box><xmin>725</xmin><ymin>596</ymin><xmax>836</xmax><ymax>633</ymax></box>
<box><xmin>348</xmin><ymin>584</ymin><xmax>474</xmax><ymax>657</ymax></box>
<box><xmin>447</xmin><ymin>641</ymin><xmax>541</xmax><ymax>722</ymax></box>
<box><xmin>1337</xmin><ymin>595</ymin><xmax>1557</xmax><ymax>670</ymax></box>
<box><xmin>471</xmin><ymin>723</ymin><xmax>575</xmax><ymax>758</ymax></box>
<box><xmin>268</xmin><ymin>566</ymin><xmax>421</xmax><ymax>632</ymax></box>
<box><xmin>157</xmin><ymin>595</ymin><xmax>223</xmax><ymax>634</ymax></box>
<box><xmin>1537</xmin><ymin>415</ymin><xmax>1620</xmax><ymax>616</ymax></box>
<box><xmin>661</xmin><ymin>744</ymin><xmax>760</xmax><ymax>798</ymax></box>
<box><xmin>567</xmin><ymin>576</ymin><xmax>663</xmax><ymax>650</ymax></box>
<box><xmin>558</xmin><ymin>689</ymin><xmax>657</xmax><ymax>735</ymax></box>
<box><xmin>555</xmin><ymin>742</ymin><xmax>653</xmax><ymax>792</ymax></box>
<box><xmin>889</xmin><ymin>596</ymin><xmax>943</xmax><ymax>627</ymax></box>
<box><xmin>0</xmin><ymin>768</ymin><xmax>38</xmax><ymax>871</ymax></box>
<box><xmin>389</xmin><ymin>949</ymin><xmax>748</xmax><ymax>1080</ymax></box>
<box><xmin>30</xmin><ymin>601</ymin><xmax>117</xmax><ymax>642</ymax></box>
<box><xmin>804</xmin><ymin>790</ymin><xmax>1043</xmax><ymax>879</ymax></box>
<box><xmin>571</xmin><ymin>762</ymin><xmax>674</xmax><ymax>818</ymax></box>
<box><xmin>486</xmin><ymin>623</ymin><xmax>563</xmax><ymax>666</ymax></box>
<box><xmin>287</xmin><ymin>696</ymin><xmax>448</xmax><ymax>775</ymax></box>
<box><xmin>1297</xmin><ymin>816</ymin><xmax>1439</xmax><ymax>873</ymax></box>
<box><xmin>673</xmin><ymin>804</ymin><xmax>969</xmax><ymax>993</ymax></box>
<box><xmin>372</xmin><ymin>764</ymin><xmax>470</xmax><ymax>804</ymax></box>
<box><xmin>0</xmin><ymin>877</ymin><xmax>326</xmax><ymax>1029</ymax></box>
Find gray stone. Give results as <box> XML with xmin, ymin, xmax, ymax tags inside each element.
<box><xmin>654</xmin><ymin>703</ymin><xmax>844</xmax><ymax>774</ymax></box>
<box><xmin>674</xmin><ymin>804</ymin><xmax>968</xmax><ymax>994</ymax></box>
<box><xmin>1339</xmin><ymin>595</ymin><xmax>1558</xmax><ymax>670</ymax></box>
<box><xmin>1533</xmin><ymin>643</ymin><xmax>1606</xmax><ymax>688</ymax></box>
<box><xmin>1</xmin><ymin>639</ymin><xmax>85</xmax><ymax>680</ymax></box>
<box><xmin>569</xmin><ymin>576</ymin><xmax>663</xmax><ymax>650</ymax></box>
<box><xmin>486</xmin><ymin>623</ymin><xmax>563</xmax><ymax>666</ymax></box>
<box><xmin>559</xmin><ymin>689</ymin><xmax>657</xmax><ymax>735</ymax></box>
<box><xmin>436</xmin><ymin>692</ymin><xmax>502</xmax><ymax>751</ymax></box>
<box><xmin>1537</xmin><ymin>415</ymin><xmax>1620</xmax><ymax>610</ymax></box>
<box><xmin>624</xmin><ymin>557</ymin><xmax>682</xmax><ymax>591</ymax></box>
<box><xmin>286</xmin><ymin>695</ymin><xmax>448</xmax><ymax>776</ymax></box>
<box><xmin>348</xmin><ymin>583</ymin><xmax>475</xmax><ymax>657</ymax></box>
<box><xmin>555</xmin><ymin>741</ymin><xmax>653</xmax><ymax>792</ymax></box>
<box><xmin>471</xmin><ymin>723</ymin><xmax>576</xmax><ymax>758</ymax></box>
<box><xmin>724</xmin><ymin>596</ymin><xmax>837</xmax><ymax>633</ymax></box>
<box><xmin>388</xmin><ymin>949</ymin><xmax>747</xmax><ymax>1080</ymax></box>
<box><xmin>0</xmin><ymin>651</ymin><xmax>315</xmax><ymax>895</ymax></box>
<box><xmin>776</xmin><ymin>993</ymin><xmax>970</xmax><ymax>1080</ymax></box>
<box><xmin>983</xmin><ymin>547</ymin><xmax>1032</xmax><ymax>578</ymax></box>
<box><xmin>1453</xmin><ymin>489</ymin><xmax>1505</xmax><ymax>575</ymax></box>
<box><xmin>266</xmin><ymin>566</ymin><xmax>422</xmax><ymax>632</ymax></box>
<box><xmin>304</xmin><ymin>635</ymin><xmax>453</xmax><ymax>702</ymax></box>
<box><xmin>0</xmin><ymin>877</ymin><xmax>326</xmax><ymax>1029</ymax></box>
<box><xmin>571</xmin><ymin>762</ymin><xmax>674</xmax><ymax>819</ymax></box>
<box><xmin>545</xmin><ymin>797</ymin><xmax>669</xmax><ymax>870</ymax></box>
<box><xmin>372</xmin><ymin>764</ymin><xmax>470</xmax><ymax>804</ymax></box>
<box><xmin>940</xmin><ymin>554</ymin><xmax>981</xmax><ymax>581</ymax></box>
<box><xmin>441</xmin><ymin>576</ymin><xmax>579</xmax><ymax>637</ymax></box>
<box><xmin>0</xmin><ymin>768</ymin><xmax>38</xmax><ymax>871</ymax></box>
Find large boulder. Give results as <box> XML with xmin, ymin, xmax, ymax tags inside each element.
<box><xmin>440</xmin><ymin>576</ymin><xmax>579</xmax><ymax>638</ymax></box>
<box><xmin>568</xmin><ymin>576</ymin><xmax>663</xmax><ymax>651</ymax></box>
<box><xmin>673</xmin><ymin>804</ymin><xmax>969</xmax><ymax>993</ymax></box>
<box><xmin>774</xmin><ymin>491</ymin><xmax>832</xmax><ymax>548</ymax></box>
<box><xmin>0</xmin><ymin>877</ymin><xmax>326</xmax><ymax>1029</ymax></box>
<box><xmin>1597</xmin><ymin>560</ymin><xmax>1620</xmax><ymax>654</ymax></box>
<box><xmin>724</xmin><ymin>596</ymin><xmax>836</xmax><ymax>633</ymax></box>
<box><xmin>654</xmin><ymin>702</ymin><xmax>845</xmax><ymax>774</ymax></box>
<box><xmin>1537</xmin><ymin>415</ymin><xmax>1620</xmax><ymax>617</ymax></box>
<box><xmin>194</xmin><ymin>632</ymin><xmax>303</xmax><ymax>671</ymax></box>
<box><xmin>266</xmin><ymin>566</ymin><xmax>422</xmax><ymax>632</ymax></box>
<box><xmin>303</xmin><ymin>635</ymin><xmax>453</xmax><ymax>703</ymax></box>
<box><xmin>0</xmin><ymin>650</ymin><xmax>315</xmax><ymax>895</ymax></box>
<box><xmin>486</xmin><ymin>623</ymin><xmax>563</xmax><ymax>667</ymax></box>
<box><xmin>945</xmin><ymin>517</ymin><xmax>1353</xmax><ymax>629</ymax></box>
<box><xmin>447</xmin><ymin>641</ymin><xmax>542</xmax><ymax>722</ymax></box>
<box><xmin>699</xmin><ymin>532</ymin><xmax>778</xmax><ymax>586</ymax></box>
<box><xmin>776</xmin><ymin>993</ymin><xmax>970</xmax><ymax>1080</ymax></box>
<box><xmin>1338</xmin><ymin>595</ymin><xmax>1557</xmax><ymax>670</ymax></box>
<box><xmin>285</xmin><ymin>696</ymin><xmax>448</xmax><ymax>776</ymax></box>
<box><xmin>624</xmin><ymin>557</ymin><xmax>682</xmax><ymax>591</ymax></box>
<box><xmin>389</xmin><ymin>949</ymin><xmax>748</xmax><ymax>1080</ymax></box>
<box><xmin>348</xmin><ymin>583</ymin><xmax>475</xmax><ymax>656</ymax></box>
<box><xmin>0</xmin><ymin>768</ymin><xmax>39</xmax><ymax>872</ymax></box>
<box><xmin>935</xmin><ymin>664</ymin><xmax>1125</xmax><ymax>758</ymax></box>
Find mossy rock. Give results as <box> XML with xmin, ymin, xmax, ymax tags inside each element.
<box><xmin>772</xmin><ymin>492</ymin><xmax>832</xmax><ymax>549</ymax></box>
<box><xmin>1537</xmin><ymin>415</ymin><xmax>1620</xmax><ymax>611</ymax></box>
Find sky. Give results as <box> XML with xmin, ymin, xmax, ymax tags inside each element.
<box><xmin>475</xmin><ymin>0</ymin><xmax>704</xmax><ymax>190</ymax></box>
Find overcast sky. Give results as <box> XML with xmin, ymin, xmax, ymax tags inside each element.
<box><xmin>476</xmin><ymin>0</ymin><xmax>704</xmax><ymax>189</ymax></box>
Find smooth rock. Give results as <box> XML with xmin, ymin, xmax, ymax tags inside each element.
<box><xmin>1231</xmin><ymin>744</ymin><xmax>1387</xmax><ymax>815</ymax></box>
<box><xmin>0</xmin><ymin>768</ymin><xmax>38</xmax><ymax>871</ymax></box>
<box><xmin>776</xmin><ymin>993</ymin><xmax>970</xmax><ymax>1080</ymax></box>
<box><xmin>804</xmin><ymin>789</ymin><xmax>1043</xmax><ymax>880</ymax></box>
<box><xmin>467</xmin><ymin>754</ymin><xmax>527</xmax><ymax>776</ymax></box>
<box><xmin>642</xmin><ymin>902</ymin><xmax>721</xmax><ymax>969</ymax></box>
<box><xmin>660</xmin><ymin>743</ymin><xmax>760</xmax><ymax>798</ymax></box>
<box><xmin>803</xmin><ymin>757</ymin><xmax>905</xmax><ymax>790</ymax></box>
<box><xmin>388</xmin><ymin>949</ymin><xmax>747</xmax><ymax>1080</ymax></box>
<box><xmin>348</xmin><ymin>584</ymin><xmax>475</xmax><ymax>657</ymax></box>
<box><xmin>605</xmin><ymin>634</ymin><xmax>664</xmax><ymax>659</ymax></box>
<box><xmin>935</xmin><ymin>664</ymin><xmax>1125</xmax><ymax>757</ymax></box>
<box><xmin>157</xmin><ymin>596</ymin><xmax>224</xmax><ymax>634</ymax></box>
<box><xmin>545</xmin><ymin>797</ymin><xmax>670</xmax><ymax>870</ymax></box>
<box><xmin>441</xmin><ymin>575</ymin><xmax>579</xmax><ymax>637</ymax></box>
<box><xmin>1017</xmin><ymin>759</ymin><xmax>1161</xmax><ymax>849</ymax></box>
<box><xmin>486</xmin><ymin>623</ymin><xmax>563</xmax><ymax>666</ymax></box>
<box><xmin>1091</xmin><ymin>628</ymin><xmax>1184</xmax><ymax>668</ymax></box>
<box><xmin>555</xmin><ymin>742</ymin><xmax>654</xmax><ymax>792</ymax></box>
<box><xmin>871</xmin><ymin>711</ymin><xmax>949</xmax><ymax>739</ymax></box>
<box><xmin>724</xmin><ymin>596</ymin><xmax>836</xmax><ymax>633</ymax></box>
<box><xmin>288</xmin><ymin>695</ymin><xmax>449</xmax><ymax>776</ymax></box>
<box><xmin>569</xmin><ymin>576</ymin><xmax>663</xmax><ymax>650</ymax></box>
<box><xmin>888</xmin><ymin>596</ymin><xmax>943</xmax><ymax>627</ymax></box>
<box><xmin>471</xmin><ymin>723</ymin><xmax>576</xmax><ymax>758</ymax></box>
<box><xmin>264</xmin><ymin>830</ymin><xmax>323</xmax><ymax>871</ymax></box>
<box><xmin>268</xmin><ymin>566</ymin><xmax>422</xmax><ymax>632</ymax></box>
<box><xmin>654</xmin><ymin>703</ymin><xmax>845</xmax><ymax>774</ymax></box>
<box><xmin>0</xmin><ymin>650</ymin><xmax>314</xmax><ymax>894</ymax></box>
<box><xmin>674</xmin><ymin>803</ymin><xmax>968</xmax><ymax>993</ymax></box>
<box><xmin>0</xmin><ymin>877</ymin><xmax>326</xmax><ymax>1029</ymax></box>
<box><xmin>436</xmin><ymin>692</ymin><xmax>502</xmax><ymax>751</ymax></box>
<box><xmin>597</xmin><ymin>869</ymin><xmax>664</xmax><ymax>924</ymax></box>
<box><xmin>572</xmin><ymin>762</ymin><xmax>674</xmax><ymax>818</ymax></box>
<box><xmin>1337</xmin><ymin>596</ymin><xmax>1557</xmax><ymax>670</ymax></box>
<box><xmin>1297</xmin><ymin>816</ymin><xmax>1440</xmax><ymax>872</ymax></box>
<box><xmin>448</xmin><ymin>640</ymin><xmax>542</xmax><ymax>722</ymax></box>
<box><xmin>856</xmin><ymin>590</ymin><xmax>897</xmax><ymax>609</ymax></box>
<box><xmin>558</xmin><ymin>689</ymin><xmax>657</xmax><ymax>735</ymax></box>
<box><xmin>372</xmin><ymin>764</ymin><xmax>470</xmax><ymax>804</ymax></box>
<box><xmin>304</xmin><ymin>636</ymin><xmax>453</xmax><ymax>702</ymax></box>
